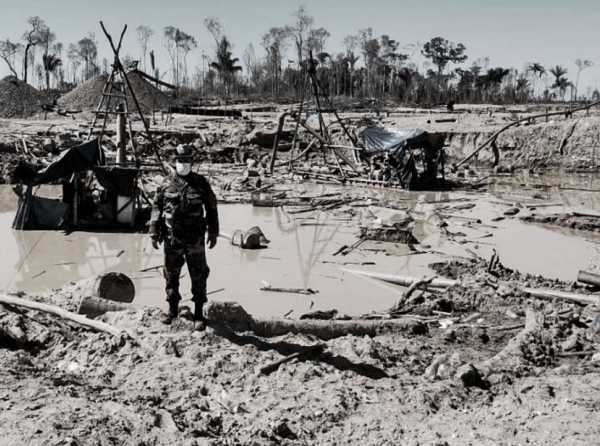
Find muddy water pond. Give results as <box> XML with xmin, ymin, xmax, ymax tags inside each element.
<box><xmin>0</xmin><ymin>173</ymin><xmax>599</xmax><ymax>317</ymax></box>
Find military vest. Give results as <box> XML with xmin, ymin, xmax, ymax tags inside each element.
<box><xmin>162</xmin><ymin>176</ymin><xmax>208</xmax><ymax>243</ymax></box>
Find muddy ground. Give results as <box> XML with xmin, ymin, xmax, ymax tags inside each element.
<box><xmin>2</xmin><ymin>256</ymin><xmax>600</xmax><ymax>445</ymax></box>
<box><xmin>2</xmin><ymin>105</ymin><xmax>600</xmax><ymax>445</ymax></box>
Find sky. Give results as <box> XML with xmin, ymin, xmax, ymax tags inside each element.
<box><xmin>1</xmin><ymin>0</ymin><xmax>600</xmax><ymax>93</ymax></box>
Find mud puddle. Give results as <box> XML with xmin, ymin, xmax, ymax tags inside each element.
<box><xmin>0</xmin><ymin>174</ymin><xmax>599</xmax><ymax>317</ymax></box>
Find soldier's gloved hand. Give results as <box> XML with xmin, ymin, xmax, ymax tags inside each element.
<box><xmin>207</xmin><ymin>233</ymin><xmax>217</xmax><ymax>249</ymax></box>
<box><xmin>151</xmin><ymin>238</ymin><xmax>160</xmax><ymax>250</ymax></box>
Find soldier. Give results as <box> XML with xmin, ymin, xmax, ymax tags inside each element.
<box><xmin>149</xmin><ymin>144</ymin><xmax>219</xmax><ymax>328</ymax></box>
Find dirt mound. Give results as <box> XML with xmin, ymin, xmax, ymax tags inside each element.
<box><xmin>446</xmin><ymin>116</ymin><xmax>600</xmax><ymax>169</ymax></box>
<box><xmin>58</xmin><ymin>71</ymin><xmax>170</xmax><ymax>113</ymax></box>
<box><xmin>0</xmin><ymin>76</ymin><xmax>45</xmax><ymax>118</ymax></box>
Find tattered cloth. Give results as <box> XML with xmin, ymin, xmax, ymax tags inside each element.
<box><xmin>359</xmin><ymin>127</ymin><xmax>427</xmax><ymax>156</ymax></box>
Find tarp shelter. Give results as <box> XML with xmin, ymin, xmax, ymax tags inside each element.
<box><xmin>358</xmin><ymin>127</ymin><xmax>444</xmax><ymax>189</ymax></box>
<box><xmin>12</xmin><ymin>140</ymin><xmax>139</xmax><ymax>230</ymax></box>
<box><xmin>359</xmin><ymin>127</ymin><xmax>427</xmax><ymax>156</ymax></box>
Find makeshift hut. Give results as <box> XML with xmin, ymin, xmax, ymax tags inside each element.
<box><xmin>12</xmin><ymin>140</ymin><xmax>145</xmax><ymax>231</ymax></box>
<box><xmin>358</xmin><ymin>127</ymin><xmax>446</xmax><ymax>189</ymax></box>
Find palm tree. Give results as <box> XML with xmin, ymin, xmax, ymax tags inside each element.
<box><xmin>210</xmin><ymin>36</ymin><xmax>242</xmax><ymax>96</ymax></box>
<box><xmin>549</xmin><ymin>65</ymin><xmax>572</xmax><ymax>101</ymax></box>
<box><xmin>479</xmin><ymin>67</ymin><xmax>509</xmax><ymax>101</ymax></box>
<box><xmin>527</xmin><ymin>62</ymin><xmax>545</xmax><ymax>98</ymax></box>
<box><xmin>42</xmin><ymin>53</ymin><xmax>61</xmax><ymax>90</ymax></box>
<box><xmin>527</xmin><ymin>62</ymin><xmax>545</xmax><ymax>78</ymax></box>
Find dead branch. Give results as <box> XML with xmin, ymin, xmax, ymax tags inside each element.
<box><xmin>259</xmin><ymin>343</ymin><xmax>327</xmax><ymax>375</ymax></box>
<box><xmin>390</xmin><ymin>275</ymin><xmax>437</xmax><ymax>313</ymax></box>
<box><xmin>479</xmin><ymin>308</ymin><xmax>543</xmax><ymax>375</ymax></box>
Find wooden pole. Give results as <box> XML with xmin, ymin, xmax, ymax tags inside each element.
<box><xmin>99</xmin><ymin>21</ymin><xmax>167</xmax><ymax>174</ymax></box>
<box><xmin>344</xmin><ymin>269</ymin><xmax>600</xmax><ymax>306</ymax></box>
<box><xmin>116</xmin><ymin>104</ymin><xmax>126</xmax><ymax>164</ymax></box>
<box><xmin>0</xmin><ymin>294</ymin><xmax>125</xmax><ymax>338</ymax></box>
<box><xmin>269</xmin><ymin>112</ymin><xmax>289</xmax><ymax>174</ymax></box>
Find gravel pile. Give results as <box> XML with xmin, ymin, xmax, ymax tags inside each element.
<box><xmin>0</xmin><ymin>76</ymin><xmax>45</xmax><ymax>118</ymax></box>
<box><xmin>58</xmin><ymin>71</ymin><xmax>170</xmax><ymax>113</ymax></box>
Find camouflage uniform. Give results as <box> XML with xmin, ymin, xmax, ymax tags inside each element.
<box><xmin>149</xmin><ymin>172</ymin><xmax>219</xmax><ymax>313</ymax></box>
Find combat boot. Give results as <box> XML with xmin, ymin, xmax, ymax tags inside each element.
<box><xmin>162</xmin><ymin>300</ymin><xmax>179</xmax><ymax>325</ymax></box>
<box><xmin>193</xmin><ymin>301</ymin><xmax>207</xmax><ymax>331</ymax></box>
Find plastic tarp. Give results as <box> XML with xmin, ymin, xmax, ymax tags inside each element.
<box><xmin>359</xmin><ymin>127</ymin><xmax>427</xmax><ymax>156</ymax></box>
<box><xmin>12</xmin><ymin>187</ymin><xmax>69</xmax><ymax>230</ymax></box>
<box><xmin>33</xmin><ymin>139</ymin><xmax>102</xmax><ymax>184</ymax></box>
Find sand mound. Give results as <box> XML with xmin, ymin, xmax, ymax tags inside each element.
<box><xmin>58</xmin><ymin>71</ymin><xmax>170</xmax><ymax>113</ymax></box>
<box><xmin>0</xmin><ymin>76</ymin><xmax>45</xmax><ymax>118</ymax></box>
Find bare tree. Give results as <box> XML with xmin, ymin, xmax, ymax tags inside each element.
<box><xmin>0</xmin><ymin>39</ymin><xmax>22</xmax><ymax>78</ymax></box>
<box><xmin>343</xmin><ymin>35</ymin><xmax>359</xmax><ymax>97</ymax></box>
<box><xmin>306</xmin><ymin>27</ymin><xmax>330</xmax><ymax>57</ymax></box>
<box><xmin>204</xmin><ymin>17</ymin><xmax>223</xmax><ymax>44</ymax></box>
<box><xmin>22</xmin><ymin>16</ymin><xmax>47</xmax><ymax>84</ymax></box>
<box><xmin>136</xmin><ymin>25</ymin><xmax>154</xmax><ymax>72</ymax></box>
<box><xmin>574</xmin><ymin>59</ymin><xmax>594</xmax><ymax>101</ymax></box>
<box><xmin>163</xmin><ymin>26</ymin><xmax>196</xmax><ymax>87</ymax></box>
<box><xmin>261</xmin><ymin>27</ymin><xmax>290</xmax><ymax>95</ymax></box>
<box><xmin>76</xmin><ymin>33</ymin><xmax>98</xmax><ymax>81</ymax></box>
<box><xmin>67</xmin><ymin>43</ymin><xmax>80</xmax><ymax>84</ymax></box>
<box><xmin>290</xmin><ymin>6</ymin><xmax>314</xmax><ymax>70</ymax></box>
<box><xmin>243</xmin><ymin>43</ymin><xmax>262</xmax><ymax>88</ymax></box>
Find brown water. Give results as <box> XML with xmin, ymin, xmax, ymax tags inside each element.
<box><xmin>1</xmin><ymin>173</ymin><xmax>599</xmax><ymax>317</ymax></box>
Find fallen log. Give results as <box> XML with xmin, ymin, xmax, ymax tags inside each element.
<box><xmin>0</xmin><ymin>294</ymin><xmax>125</xmax><ymax>338</ymax></box>
<box><xmin>205</xmin><ymin>301</ymin><xmax>427</xmax><ymax>340</ymax></box>
<box><xmin>78</xmin><ymin>296</ymin><xmax>131</xmax><ymax>318</ymax></box>
<box><xmin>342</xmin><ymin>269</ymin><xmax>457</xmax><ymax>289</ymax></box>
<box><xmin>344</xmin><ymin>269</ymin><xmax>600</xmax><ymax>305</ymax></box>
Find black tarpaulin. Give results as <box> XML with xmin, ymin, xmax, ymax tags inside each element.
<box><xmin>33</xmin><ymin>139</ymin><xmax>101</xmax><ymax>184</ymax></box>
<box><xmin>359</xmin><ymin>127</ymin><xmax>427</xmax><ymax>156</ymax></box>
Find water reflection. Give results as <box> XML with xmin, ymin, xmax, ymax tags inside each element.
<box><xmin>1</xmin><ymin>173</ymin><xmax>600</xmax><ymax>317</ymax></box>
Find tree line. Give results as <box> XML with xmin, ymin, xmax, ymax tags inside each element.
<box><xmin>0</xmin><ymin>9</ymin><xmax>597</xmax><ymax>105</ymax></box>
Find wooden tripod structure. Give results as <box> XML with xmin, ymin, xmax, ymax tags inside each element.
<box><xmin>269</xmin><ymin>52</ymin><xmax>361</xmax><ymax>177</ymax></box>
<box><xmin>89</xmin><ymin>21</ymin><xmax>166</xmax><ymax>174</ymax></box>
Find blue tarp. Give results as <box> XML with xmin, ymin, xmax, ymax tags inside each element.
<box><xmin>359</xmin><ymin>127</ymin><xmax>427</xmax><ymax>156</ymax></box>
